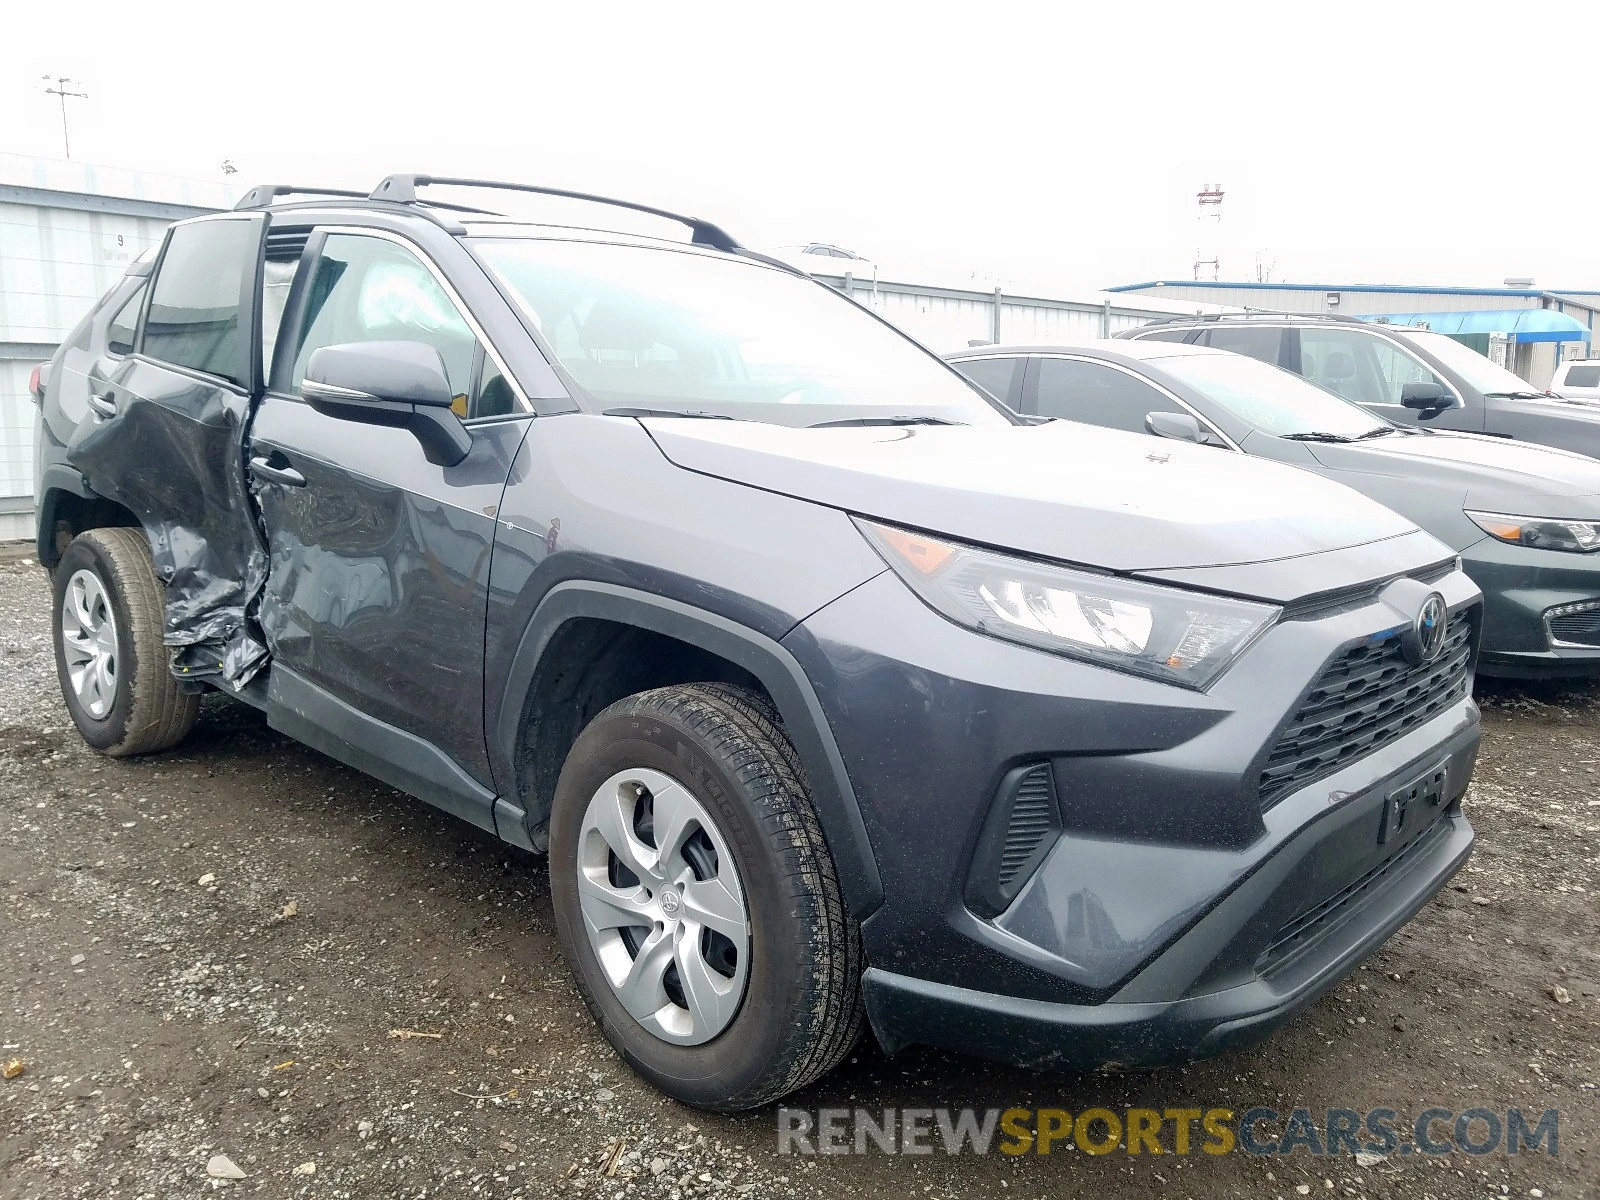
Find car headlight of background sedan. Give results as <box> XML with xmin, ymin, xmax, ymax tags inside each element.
<box><xmin>856</xmin><ymin>519</ymin><xmax>1279</xmax><ymax>689</ymax></box>
<box><xmin>1466</xmin><ymin>510</ymin><xmax>1600</xmax><ymax>553</ymax></box>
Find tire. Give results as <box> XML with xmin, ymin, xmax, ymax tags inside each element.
<box><xmin>548</xmin><ymin>682</ymin><xmax>864</xmax><ymax>1111</ymax></box>
<box><xmin>51</xmin><ymin>528</ymin><xmax>199</xmax><ymax>757</ymax></box>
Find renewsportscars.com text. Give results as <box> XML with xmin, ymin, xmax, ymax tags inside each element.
<box><xmin>776</xmin><ymin>1106</ymin><xmax>1560</xmax><ymax>1157</ymax></box>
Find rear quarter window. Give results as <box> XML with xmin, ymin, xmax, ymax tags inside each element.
<box><xmin>106</xmin><ymin>284</ymin><xmax>146</xmax><ymax>357</ymax></box>
<box><xmin>1562</xmin><ymin>364</ymin><xmax>1600</xmax><ymax>388</ymax></box>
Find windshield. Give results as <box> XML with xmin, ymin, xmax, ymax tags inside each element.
<box><xmin>1149</xmin><ymin>350</ymin><xmax>1392</xmax><ymax>439</ymax></box>
<box><xmin>1393</xmin><ymin>329</ymin><xmax>1543</xmax><ymax>395</ymax></box>
<box><xmin>469</xmin><ymin>237</ymin><xmax>1011</xmax><ymax>427</ymax></box>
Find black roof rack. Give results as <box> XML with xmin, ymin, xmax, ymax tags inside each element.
<box><xmin>1132</xmin><ymin>309</ymin><xmax>1366</xmax><ymax>328</ymax></box>
<box><xmin>234</xmin><ymin>184</ymin><xmax>370</xmax><ymax>211</ymax></box>
<box><xmin>234</xmin><ymin>182</ymin><xmax>504</xmax><ymax>217</ymax></box>
<box><xmin>369</xmin><ymin>174</ymin><xmax>744</xmax><ymax>253</ymax></box>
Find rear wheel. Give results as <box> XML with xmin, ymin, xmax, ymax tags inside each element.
<box><xmin>52</xmin><ymin>528</ymin><xmax>199</xmax><ymax>756</ymax></box>
<box><xmin>548</xmin><ymin>683</ymin><xmax>863</xmax><ymax>1111</ymax></box>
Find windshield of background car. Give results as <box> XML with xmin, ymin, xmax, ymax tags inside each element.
<box><xmin>1149</xmin><ymin>350</ymin><xmax>1390</xmax><ymax>438</ymax></box>
<box><xmin>1395</xmin><ymin>329</ymin><xmax>1541</xmax><ymax>395</ymax></box>
<box><xmin>469</xmin><ymin>238</ymin><xmax>1012</xmax><ymax>426</ymax></box>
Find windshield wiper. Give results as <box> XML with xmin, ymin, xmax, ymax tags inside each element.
<box><xmin>603</xmin><ymin>407</ymin><xmax>735</xmax><ymax>420</ymax></box>
<box><xmin>1280</xmin><ymin>431</ymin><xmax>1356</xmax><ymax>443</ymax></box>
<box><xmin>806</xmin><ymin>415</ymin><xmax>965</xmax><ymax>429</ymax></box>
<box><xmin>1482</xmin><ymin>391</ymin><xmax>1546</xmax><ymax>400</ymax></box>
<box><xmin>1356</xmin><ymin>426</ymin><xmax>1400</xmax><ymax>439</ymax></box>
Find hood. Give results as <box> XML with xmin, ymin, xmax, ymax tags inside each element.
<box><xmin>1301</xmin><ymin>430</ymin><xmax>1600</xmax><ymax>518</ymax></box>
<box><xmin>643</xmin><ymin>418</ymin><xmax>1418</xmax><ymax>573</ymax></box>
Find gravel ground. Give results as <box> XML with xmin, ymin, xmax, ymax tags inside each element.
<box><xmin>1</xmin><ymin>547</ymin><xmax>1596</xmax><ymax>1199</ymax></box>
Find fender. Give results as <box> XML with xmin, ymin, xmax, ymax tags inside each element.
<box><xmin>494</xmin><ymin>580</ymin><xmax>884</xmax><ymax>918</ymax></box>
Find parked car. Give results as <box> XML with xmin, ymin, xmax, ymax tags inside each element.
<box><xmin>1548</xmin><ymin>357</ymin><xmax>1600</xmax><ymax>403</ymax></box>
<box><xmin>35</xmin><ymin>176</ymin><xmax>1481</xmax><ymax>1111</ymax></box>
<box><xmin>949</xmin><ymin>340</ymin><xmax>1600</xmax><ymax>677</ymax></box>
<box><xmin>1117</xmin><ymin>312</ymin><xmax>1600</xmax><ymax>457</ymax></box>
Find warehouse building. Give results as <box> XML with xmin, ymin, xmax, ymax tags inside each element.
<box><xmin>0</xmin><ymin>155</ymin><xmax>232</xmax><ymax>540</ymax></box>
<box><xmin>1107</xmin><ymin>279</ymin><xmax>1600</xmax><ymax>389</ymax></box>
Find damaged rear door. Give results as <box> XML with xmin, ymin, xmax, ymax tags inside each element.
<box><xmin>65</xmin><ymin>214</ymin><xmax>271</xmax><ymax>686</ymax></box>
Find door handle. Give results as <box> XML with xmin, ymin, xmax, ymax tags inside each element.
<box><xmin>87</xmin><ymin>392</ymin><xmax>118</xmax><ymax>418</ymax></box>
<box><xmin>250</xmin><ymin>455</ymin><xmax>307</xmax><ymax>488</ymax></box>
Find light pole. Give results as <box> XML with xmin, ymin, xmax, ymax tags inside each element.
<box><xmin>41</xmin><ymin>75</ymin><xmax>88</xmax><ymax>160</ymax></box>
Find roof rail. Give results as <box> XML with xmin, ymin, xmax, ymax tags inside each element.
<box><xmin>234</xmin><ymin>184</ymin><xmax>371</xmax><ymax>211</ymax></box>
<box><xmin>234</xmin><ymin>182</ymin><xmax>505</xmax><ymax>218</ymax></box>
<box><xmin>369</xmin><ymin>174</ymin><xmax>744</xmax><ymax>253</ymax></box>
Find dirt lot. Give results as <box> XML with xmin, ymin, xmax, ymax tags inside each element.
<box><xmin>1</xmin><ymin>550</ymin><xmax>1595</xmax><ymax>1200</ymax></box>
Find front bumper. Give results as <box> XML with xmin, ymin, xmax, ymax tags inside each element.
<box><xmin>864</xmin><ymin>727</ymin><xmax>1475</xmax><ymax>1068</ymax></box>
<box><xmin>1466</xmin><ymin>536</ymin><xmax>1600</xmax><ymax>676</ymax></box>
<box><xmin>785</xmin><ymin>565</ymin><xmax>1482</xmax><ymax>1066</ymax></box>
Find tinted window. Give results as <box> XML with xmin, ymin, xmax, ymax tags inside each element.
<box><xmin>105</xmin><ymin>284</ymin><xmax>145</xmax><ymax>356</ymax></box>
<box><xmin>1563</xmin><ymin>364</ymin><xmax>1600</xmax><ymax>388</ymax></box>
<box><xmin>1136</xmin><ymin>328</ymin><xmax>1195</xmax><ymax>344</ymax></box>
<box><xmin>291</xmin><ymin>234</ymin><xmax>484</xmax><ymax>416</ymax></box>
<box><xmin>1301</xmin><ymin>328</ymin><xmax>1442</xmax><ymax>405</ymax></box>
<box><xmin>1201</xmin><ymin>326</ymin><xmax>1283</xmax><ymax>365</ymax></box>
<box><xmin>143</xmin><ymin>220</ymin><xmax>257</xmax><ymax>386</ymax></box>
<box><xmin>1034</xmin><ymin>358</ymin><xmax>1168</xmax><ymax>433</ymax></box>
<box><xmin>951</xmin><ymin>356</ymin><xmax>1020</xmax><ymax>404</ymax></box>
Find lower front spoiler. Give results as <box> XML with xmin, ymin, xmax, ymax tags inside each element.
<box><xmin>863</xmin><ymin>809</ymin><xmax>1474</xmax><ymax>1071</ymax></box>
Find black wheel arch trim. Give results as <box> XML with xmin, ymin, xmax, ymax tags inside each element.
<box><xmin>495</xmin><ymin>581</ymin><xmax>885</xmax><ymax>918</ymax></box>
<box><xmin>35</xmin><ymin>466</ymin><xmax>98</xmax><ymax>566</ymax></box>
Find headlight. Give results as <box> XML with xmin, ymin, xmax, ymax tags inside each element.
<box><xmin>1466</xmin><ymin>510</ymin><xmax>1600</xmax><ymax>554</ymax></box>
<box><xmin>856</xmin><ymin>519</ymin><xmax>1278</xmax><ymax>690</ymax></box>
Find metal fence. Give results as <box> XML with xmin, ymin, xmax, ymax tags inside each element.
<box><xmin>826</xmin><ymin>273</ymin><xmax>1229</xmax><ymax>353</ymax></box>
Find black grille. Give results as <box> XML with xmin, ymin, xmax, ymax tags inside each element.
<box><xmin>1548</xmin><ymin>603</ymin><xmax>1600</xmax><ymax>648</ymax></box>
<box><xmin>1257</xmin><ymin>818</ymin><xmax>1448</xmax><ymax>975</ymax></box>
<box><xmin>998</xmin><ymin>765</ymin><xmax>1056</xmax><ymax>889</ymax></box>
<box><xmin>1259</xmin><ymin>616</ymin><xmax>1473</xmax><ymax>811</ymax></box>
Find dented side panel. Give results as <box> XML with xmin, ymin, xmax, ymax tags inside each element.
<box><xmin>63</xmin><ymin>214</ymin><xmax>272</xmax><ymax>686</ymax></box>
<box><xmin>65</xmin><ymin>355</ymin><xmax>270</xmax><ymax>683</ymax></box>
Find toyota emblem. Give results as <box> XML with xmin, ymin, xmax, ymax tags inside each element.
<box><xmin>1410</xmin><ymin>593</ymin><xmax>1448</xmax><ymax>664</ymax></box>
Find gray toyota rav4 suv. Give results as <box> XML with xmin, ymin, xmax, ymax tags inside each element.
<box><xmin>32</xmin><ymin>176</ymin><xmax>1482</xmax><ymax>1111</ymax></box>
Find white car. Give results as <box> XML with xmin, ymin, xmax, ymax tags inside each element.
<box><xmin>1549</xmin><ymin>358</ymin><xmax>1600</xmax><ymax>401</ymax></box>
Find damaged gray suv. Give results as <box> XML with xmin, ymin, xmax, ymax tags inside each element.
<box><xmin>33</xmin><ymin>176</ymin><xmax>1482</xmax><ymax>1111</ymax></box>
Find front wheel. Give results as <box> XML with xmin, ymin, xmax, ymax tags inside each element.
<box><xmin>52</xmin><ymin>528</ymin><xmax>199</xmax><ymax>757</ymax></box>
<box><xmin>548</xmin><ymin>683</ymin><xmax>863</xmax><ymax>1111</ymax></box>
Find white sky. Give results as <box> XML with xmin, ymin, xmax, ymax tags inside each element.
<box><xmin>6</xmin><ymin>0</ymin><xmax>1600</xmax><ymax>294</ymax></box>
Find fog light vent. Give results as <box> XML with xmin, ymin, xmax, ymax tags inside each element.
<box><xmin>966</xmin><ymin>762</ymin><xmax>1062</xmax><ymax>919</ymax></box>
<box><xmin>998</xmin><ymin>766</ymin><xmax>1056</xmax><ymax>888</ymax></box>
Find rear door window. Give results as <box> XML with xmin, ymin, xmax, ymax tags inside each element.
<box><xmin>1200</xmin><ymin>326</ymin><xmax>1284</xmax><ymax>365</ymax></box>
<box><xmin>950</xmin><ymin>356</ymin><xmax>1021</xmax><ymax>406</ymax></box>
<box><xmin>142</xmin><ymin>219</ymin><xmax>259</xmax><ymax>387</ymax></box>
<box><xmin>105</xmin><ymin>284</ymin><xmax>146</xmax><ymax>357</ymax></box>
<box><xmin>1033</xmin><ymin>357</ymin><xmax>1168</xmax><ymax>433</ymax></box>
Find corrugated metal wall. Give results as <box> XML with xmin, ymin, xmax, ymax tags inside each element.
<box><xmin>0</xmin><ymin>202</ymin><xmax>174</xmax><ymax>540</ymax></box>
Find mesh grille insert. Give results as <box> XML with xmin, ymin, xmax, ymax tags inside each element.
<box><xmin>1259</xmin><ymin>618</ymin><xmax>1472</xmax><ymax>811</ymax></box>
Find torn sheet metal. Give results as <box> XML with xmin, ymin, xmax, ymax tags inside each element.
<box><xmin>67</xmin><ymin>363</ymin><xmax>270</xmax><ymax>686</ymax></box>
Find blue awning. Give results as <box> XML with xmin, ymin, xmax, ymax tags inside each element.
<box><xmin>1361</xmin><ymin>309</ymin><xmax>1592</xmax><ymax>344</ymax></box>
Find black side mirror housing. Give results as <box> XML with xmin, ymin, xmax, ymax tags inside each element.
<box><xmin>301</xmin><ymin>341</ymin><xmax>472</xmax><ymax>467</ymax></box>
<box><xmin>1145</xmin><ymin>410</ymin><xmax>1206</xmax><ymax>443</ymax></box>
<box><xmin>1400</xmin><ymin>381</ymin><xmax>1450</xmax><ymax>411</ymax></box>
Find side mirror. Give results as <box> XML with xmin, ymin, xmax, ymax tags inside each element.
<box><xmin>1145</xmin><ymin>411</ymin><xmax>1206</xmax><ymax>443</ymax></box>
<box><xmin>1400</xmin><ymin>381</ymin><xmax>1450</xmax><ymax>411</ymax></box>
<box><xmin>301</xmin><ymin>341</ymin><xmax>472</xmax><ymax>467</ymax></box>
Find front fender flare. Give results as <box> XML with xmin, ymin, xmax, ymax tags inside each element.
<box><xmin>494</xmin><ymin>581</ymin><xmax>884</xmax><ymax>918</ymax></box>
